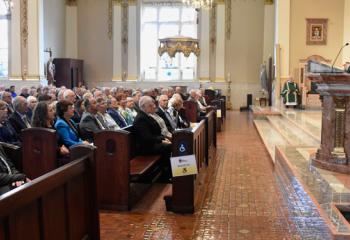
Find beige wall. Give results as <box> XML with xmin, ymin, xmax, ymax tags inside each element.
<box><xmin>228</xmin><ymin>0</ymin><xmax>265</xmax><ymax>109</ymax></box>
<box><xmin>43</xmin><ymin>0</ymin><xmax>66</xmax><ymax>63</ymax></box>
<box><xmin>343</xmin><ymin>0</ymin><xmax>350</xmax><ymax>63</ymax></box>
<box><xmin>290</xmin><ymin>0</ymin><xmax>345</xmax><ymax>79</ymax></box>
<box><xmin>77</xmin><ymin>0</ymin><xmax>113</xmax><ymax>87</ymax></box>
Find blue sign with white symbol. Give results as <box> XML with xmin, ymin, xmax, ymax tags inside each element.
<box><xmin>179</xmin><ymin>141</ymin><xmax>187</xmax><ymax>155</ymax></box>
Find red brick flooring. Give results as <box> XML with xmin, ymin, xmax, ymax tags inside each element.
<box><xmin>100</xmin><ymin>112</ymin><xmax>306</xmax><ymax>239</ymax></box>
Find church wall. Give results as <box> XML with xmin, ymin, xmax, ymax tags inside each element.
<box><xmin>228</xmin><ymin>0</ymin><xmax>265</xmax><ymax>109</ymax></box>
<box><xmin>77</xmin><ymin>0</ymin><xmax>113</xmax><ymax>88</ymax></box>
<box><xmin>43</xmin><ymin>0</ymin><xmax>66</xmax><ymax>67</ymax></box>
<box><xmin>290</xmin><ymin>0</ymin><xmax>345</xmax><ymax>79</ymax></box>
<box><xmin>343</xmin><ymin>0</ymin><xmax>350</xmax><ymax>63</ymax></box>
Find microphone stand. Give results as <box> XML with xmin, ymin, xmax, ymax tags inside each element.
<box><xmin>332</xmin><ymin>43</ymin><xmax>349</xmax><ymax>72</ymax></box>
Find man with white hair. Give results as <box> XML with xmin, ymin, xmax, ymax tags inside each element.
<box><xmin>133</xmin><ymin>96</ymin><xmax>172</xmax><ymax>180</ymax></box>
<box><xmin>64</xmin><ymin>89</ymin><xmax>81</xmax><ymax>123</ymax></box>
<box><xmin>26</xmin><ymin>96</ymin><xmax>38</xmax><ymax>120</ymax></box>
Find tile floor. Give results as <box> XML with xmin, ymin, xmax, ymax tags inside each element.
<box><xmin>100</xmin><ymin>111</ymin><xmax>327</xmax><ymax>240</ymax></box>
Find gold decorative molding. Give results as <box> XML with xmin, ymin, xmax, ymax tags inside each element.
<box><xmin>20</xmin><ymin>0</ymin><xmax>28</xmax><ymax>48</ymax></box>
<box><xmin>66</xmin><ymin>0</ymin><xmax>77</xmax><ymax>6</ymax></box>
<box><xmin>264</xmin><ymin>0</ymin><xmax>273</xmax><ymax>4</ymax></box>
<box><xmin>108</xmin><ymin>0</ymin><xmax>113</xmax><ymax>39</ymax></box>
<box><xmin>210</xmin><ymin>4</ymin><xmax>217</xmax><ymax>53</ymax></box>
<box><xmin>121</xmin><ymin>0</ymin><xmax>129</xmax><ymax>53</ymax></box>
<box><xmin>225</xmin><ymin>0</ymin><xmax>231</xmax><ymax>40</ymax></box>
<box><xmin>226</xmin><ymin>73</ymin><xmax>232</xmax><ymax>109</ymax></box>
<box><xmin>331</xmin><ymin>96</ymin><xmax>347</xmax><ymax>160</ymax></box>
<box><xmin>214</xmin><ymin>77</ymin><xmax>225</xmax><ymax>82</ymax></box>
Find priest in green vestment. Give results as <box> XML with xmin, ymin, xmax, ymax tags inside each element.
<box><xmin>281</xmin><ymin>78</ymin><xmax>300</xmax><ymax>107</ymax></box>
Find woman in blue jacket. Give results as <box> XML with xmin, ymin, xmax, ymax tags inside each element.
<box><xmin>54</xmin><ymin>100</ymin><xmax>87</xmax><ymax>147</ymax></box>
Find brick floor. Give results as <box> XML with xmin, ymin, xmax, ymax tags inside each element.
<box><xmin>100</xmin><ymin>111</ymin><xmax>322</xmax><ymax>240</ymax></box>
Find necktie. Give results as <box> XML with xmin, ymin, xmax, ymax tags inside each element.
<box><xmin>23</xmin><ymin>115</ymin><xmax>31</xmax><ymax>128</ymax></box>
<box><xmin>95</xmin><ymin>116</ymin><xmax>106</xmax><ymax>130</ymax></box>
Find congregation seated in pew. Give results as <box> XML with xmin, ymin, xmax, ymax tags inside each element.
<box><xmin>0</xmin><ymin>100</ymin><xmax>21</xmax><ymax>146</ymax></box>
<box><xmin>32</xmin><ymin>101</ymin><xmax>70</xmax><ymax>158</ymax></box>
<box><xmin>133</xmin><ymin>96</ymin><xmax>172</xmax><ymax>180</ymax></box>
<box><xmin>55</xmin><ymin>100</ymin><xmax>87</xmax><ymax>147</ymax></box>
<box><xmin>0</xmin><ymin>144</ymin><xmax>27</xmax><ymax>195</ymax></box>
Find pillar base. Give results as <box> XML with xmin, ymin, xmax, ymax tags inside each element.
<box><xmin>312</xmin><ymin>157</ymin><xmax>350</xmax><ymax>174</ymax></box>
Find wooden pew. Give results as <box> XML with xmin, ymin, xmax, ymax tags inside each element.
<box><xmin>165</xmin><ymin>120</ymin><xmax>207</xmax><ymax>213</ymax></box>
<box><xmin>0</xmin><ymin>145</ymin><xmax>100</xmax><ymax>240</ymax></box>
<box><xmin>92</xmin><ymin>128</ymin><xmax>162</xmax><ymax>210</ymax></box>
<box><xmin>183</xmin><ymin>100</ymin><xmax>198</xmax><ymax>123</ymax></box>
<box><xmin>21</xmin><ymin>128</ymin><xmax>58</xmax><ymax>179</ymax></box>
<box><xmin>204</xmin><ymin>110</ymin><xmax>217</xmax><ymax>165</ymax></box>
<box><xmin>211</xmin><ymin>99</ymin><xmax>226</xmax><ymax>131</ymax></box>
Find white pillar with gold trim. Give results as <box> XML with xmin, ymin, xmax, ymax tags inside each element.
<box><xmin>128</xmin><ymin>2</ymin><xmax>137</xmax><ymax>81</ymax></box>
<box><xmin>199</xmin><ymin>9</ymin><xmax>210</xmax><ymax>82</ymax></box>
<box><xmin>274</xmin><ymin>0</ymin><xmax>290</xmax><ymax>106</ymax></box>
<box><xmin>9</xmin><ymin>0</ymin><xmax>21</xmax><ymax>80</ymax></box>
<box><xmin>27</xmin><ymin>0</ymin><xmax>44</xmax><ymax>81</ymax></box>
<box><xmin>113</xmin><ymin>1</ymin><xmax>122</xmax><ymax>81</ymax></box>
<box><xmin>215</xmin><ymin>3</ymin><xmax>225</xmax><ymax>82</ymax></box>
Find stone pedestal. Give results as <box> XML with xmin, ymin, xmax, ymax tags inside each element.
<box><xmin>311</xmin><ymin>74</ymin><xmax>350</xmax><ymax>174</ymax></box>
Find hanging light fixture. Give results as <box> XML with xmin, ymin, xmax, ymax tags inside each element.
<box><xmin>3</xmin><ymin>0</ymin><xmax>14</xmax><ymax>12</ymax></box>
<box><xmin>182</xmin><ymin>0</ymin><xmax>214</xmax><ymax>9</ymax></box>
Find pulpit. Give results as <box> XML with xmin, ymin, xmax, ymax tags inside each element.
<box><xmin>308</xmin><ymin>60</ymin><xmax>350</xmax><ymax>173</ymax></box>
<box><xmin>53</xmin><ymin>58</ymin><xmax>84</xmax><ymax>88</ymax></box>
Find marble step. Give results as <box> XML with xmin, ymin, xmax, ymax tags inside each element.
<box><xmin>266</xmin><ymin>116</ymin><xmax>320</xmax><ymax>147</ymax></box>
<box><xmin>254</xmin><ymin>119</ymin><xmax>288</xmax><ymax>163</ymax></box>
<box><xmin>280</xmin><ymin>111</ymin><xmax>321</xmax><ymax>141</ymax></box>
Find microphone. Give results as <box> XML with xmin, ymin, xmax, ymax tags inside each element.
<box><xmin>332</xmin><ymin>42</ymin><xmax>349</xmax><ymax>72</ymax></box>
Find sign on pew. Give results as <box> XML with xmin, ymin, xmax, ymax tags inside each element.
<box><xmin>170</xmin><ymin>154</ymin><xmax>198</xmax><ymax>177</ymax></box>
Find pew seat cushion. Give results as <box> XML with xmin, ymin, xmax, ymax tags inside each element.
<box><xmin>130</xmin><ymin>155</ymin><xmax>161</xmax><ymax>177</ymax></box>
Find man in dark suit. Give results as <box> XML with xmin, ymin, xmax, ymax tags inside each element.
<box><xmin>79</xmin><ymin>98</ymin><xmax>105</xmax><ymax>142</ymax></box>
<box><xmin>156</xmin><ymin>95</ymin><xmax>175</xmax><ymax>132</ymax></box>
<box><xmin>134</xmin><ymin>96</ymin><xmax>171</xmax><ymax>157</ymax></box>
<box><xmin>0</xmin><ymin>144</ymin><xmax>27</xmax><ymax>194</ymax></box>
<box><xmin>107</xmin><ymin>97</ymin><xmax>127</xmax><ymax>128</ymax></box>
<box><xmin>9</xmin><ymin>96</ymin><xmax>31</xmax><ymax>138</ymax></box>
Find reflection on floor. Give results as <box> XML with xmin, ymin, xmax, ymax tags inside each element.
<box><xmin>100</xmin><ymin>111</ymin><xmax>335</xmax><ymax>239</ymax></box>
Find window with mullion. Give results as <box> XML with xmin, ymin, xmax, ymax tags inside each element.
<box><xmin>141</xmin><ymin>4</ymin><xmax>197</xmax><ymax>81</ymax></box>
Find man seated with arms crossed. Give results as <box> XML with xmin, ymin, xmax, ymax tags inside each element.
<box><xmin>133</xmin><ymin>96</ymin><xmax>172</xmax><ymax>181</ymax></box>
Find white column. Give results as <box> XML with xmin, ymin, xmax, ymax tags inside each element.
<box><xmin>215</xmin><ymin>4</ymin><xmax>225</xmax><ymax>82</ymax></box>
<box><xmin>27</xmin><ymin>0</ymin><xmax>44</xmax><ymax>80</ymax></box>
<box><xmin>199</xmin><ymin>9</ymin><xmax>209</xmax><ymax>81</ymax></box>
<box><xmin>65</xmin><ymin>5</ymin><xmax>78</xmax><ymax>58</ymax></box>
<box><xmin>128</xmin><ymin>4</ymin><xmax>137</xmax><ymax>80</ymax></box>
<box><xmin>275</xmin><ymin>0</ymin><xmax>290</xmax><ymax>78</ymax></box>
<box><xmin>9</xmin><ymin>0</ymin><xmax>21</xmax><ymax>79</ymax></box>
<box><xmin>263</xmin><ymin>3</ymin><xmax>275</xmax><ymax>62</ymax></box>
<box><xmin>113</xmin><ymin>3</ymin><xmax>122</xmax><ymax>81</ymax></box>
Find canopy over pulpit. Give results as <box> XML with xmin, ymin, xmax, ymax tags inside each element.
<box><xmin>308</xmin><ymin>60</ymin><xmax>350</xmax><ymax>173</ymax></box>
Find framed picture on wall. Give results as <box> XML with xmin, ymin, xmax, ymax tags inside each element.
<box><xmin>306</xmin><ymin>18</ymin><xmax>328</xmax><ymax>45</ymax></box>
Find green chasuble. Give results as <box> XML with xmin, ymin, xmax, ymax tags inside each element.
<box><xmin>281</xmin><ymin>80</ymin><xmax>299</xmax><ymax>106</ymax></box>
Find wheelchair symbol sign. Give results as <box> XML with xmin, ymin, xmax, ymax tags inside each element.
<box><xmin>179</xmin><ymin>142</ymin><xmax>186</xmax><ymax>153</ymax></box>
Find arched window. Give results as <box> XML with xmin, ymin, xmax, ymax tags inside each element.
<box><xmin>0</xmin><ymin>1</ymin><xmax>9</xmax><ymax>77</ymax></box>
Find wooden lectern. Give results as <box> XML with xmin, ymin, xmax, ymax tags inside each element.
<box><xmin>308</xmin><ymin>60</ymin><xmax>350</xmax><ymax>173</ymax></box>
<box><xmin>53</xmin><ymin>58</ymin><xmax>84</xmax><ymax>88</ymax></box>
